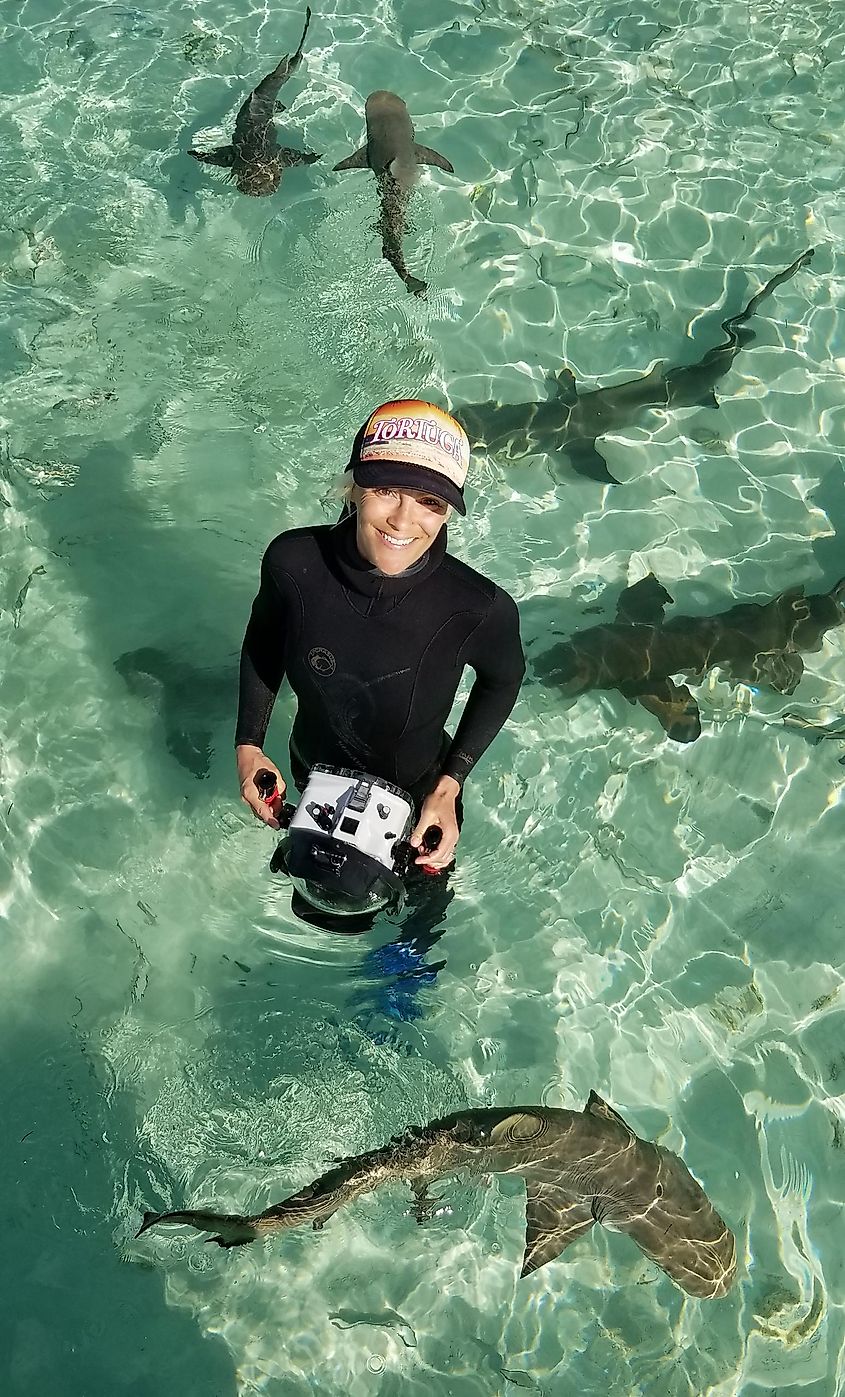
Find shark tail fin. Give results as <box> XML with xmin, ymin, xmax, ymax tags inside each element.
<box><xmin>333</xmin><ymin>146</ymin><xmax>369</xmax><ymax>171</ymax></box>
<box><xmin>136</xmin><ymin>1210</ymin><xmax>166</xmax><ymax>1238</ymax></box>
<box><xmin>135</xmin><ymin>1208</ymin><xmax>258</xmax><ymax>1247</ymax></box>
<box><xmin>294</xmin><ymin>5</ymin><xmax>312</xmax><ymax>62</ymax></box>
<box><xmin>414</xmin><ymin>143</ymin><xmax>454</xmax><ymax>173</ymax></box>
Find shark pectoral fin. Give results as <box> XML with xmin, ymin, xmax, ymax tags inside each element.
<box><xmin>190</xmin><ymin>145</ymin><xmax>236</xmax><ymax>168</ymax></box>
<box><xmin>333</xmin><ymin>145</ymin><xmax>369</xmax><ymax>171</ymax></box>
<box><xmin>278</xmin><ymin>146</ymin><xmax>322</xmax><ymax>167</ymax></box>
<box><xmin>557</xmin><ymin>441</ymin><xmax>620</xmax><ymax>486</ymax></box>
<box><xmin>210</xmin><ymin>1232</ymin><xmax>254</xmax><ymax>1249</ymax></box>
<box><xmin>584</xmin><ymin>1091</ymin><xmax>635</xmax><ymax>1134</ymax></box>
<box><xmin>548</xmin><ymin>367</ymin><xmax>578</xmax><ymax>405</ymax></box>
<box><xmin>615</xmin><ymin>574</ymin><xmax>675</xmax><ymax>624</ymax></box>
<box><xmin>755</xmin><ymin>650</ymin><xmax>804</xmax><ymax>693</ymax></box>
<box><xmin>413</xmin><ymin>143</ymin><xmax>455</xmax><ymax>173</ymax></box>
<box><xmin>637</xmin><ymin>681</ymin><xmax>702</xmax><ymax>742</ymax></box>
<box><xmin>521</xmin><ymin>1186</ymin><xmax>594</xmax><ymax>1277</ymax></box>
<box><xmin>274</xmin><ymin>101</ymin><xmax>286</xmax><ymax>113</ymax></box>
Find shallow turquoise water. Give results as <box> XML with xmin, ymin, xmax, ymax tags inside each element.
<box><xmin>2</xmin><ymin>1</ymin><xmax>845</xmax><ymax>1393</ymax></box>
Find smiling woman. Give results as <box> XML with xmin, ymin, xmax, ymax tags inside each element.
<box><xmin>234</xmin><ymin>399</ymin><xmax>525</xmax><ymax>910</ymax></box>
<box><xmin>354</xmin><ymin>485</ymin><xmax>449</xmax><ymax>574</ymax></box>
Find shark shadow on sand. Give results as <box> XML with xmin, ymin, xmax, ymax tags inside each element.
<box><xmin>454</xmin><ymin>248</ymin><xmax>815</xmax><ymax>485</ymax></box>
<box><xmin>190</xmin><ymin>7</ymin><xmax>319</xmax><ymax>196</ymax></box>
<box><xmin>137</xmin><ymin>1093</ymin><xmax>736</xmax><ymax>1299</ymax></box>
<box><xmin>531</xmin><ymin>571</ymin><xmax>845</xmax><ymax>741</ymax></box>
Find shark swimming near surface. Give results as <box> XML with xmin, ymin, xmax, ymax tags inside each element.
<box><xmin>136</xmin><ymin>1093</ymin><xmax>736</xmax><ymax>1298</ymax></box>
<box><xmin>333</xmin><ymin>90</ymin><xmax>454</xmax><ymax>297</ymax></box>
<box><xmin>454</xmin><ymin>248</ymin><xmax>815</xmax><ymax>484</ymax></box>
<box><xmin>189</xmin><ymin>7</ymin><xmax>319</xmax><ymax>196</ymax></box>
<box><xmin>532</xmin><ymin>571</ymin><xmax>845</xmax><ymax>741</ymax></box>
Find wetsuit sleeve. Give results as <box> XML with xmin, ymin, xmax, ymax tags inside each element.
<box><xmin>441</xmin><ymin>589</ymin><xmax>525</xmax><ymax>786</ymax></box>
<box><xmin>234</xmin><ymin>549</ymin><xmax>289</xmax><ymax>748</ymax></box>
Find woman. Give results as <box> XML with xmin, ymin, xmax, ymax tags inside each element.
<box><xmin>235</xmin><ymin>399</ymin><xmax>524</xmax><ymax>876</ymax></box>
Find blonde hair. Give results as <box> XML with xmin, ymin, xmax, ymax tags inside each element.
<box><xmin>334</xmin><ymin>469</ymin><xmax>356</xmax><ymax>508</ymax></box>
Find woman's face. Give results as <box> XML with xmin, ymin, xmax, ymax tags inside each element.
<box><xmin>352</xmin><ymin>485</ymin><xmax>451</xmax><ymax>575</ymax></box>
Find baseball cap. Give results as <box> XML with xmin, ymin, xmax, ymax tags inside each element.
<box><xmin>349</xmin><ymin>399</ymin><xmax>470</xmax><ymax>515</ymax></box>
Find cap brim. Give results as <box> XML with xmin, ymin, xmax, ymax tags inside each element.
<box><xmin>352</xmin><ymin>461</ymin><xmax>466</xmax><ymax>515</ymax></box>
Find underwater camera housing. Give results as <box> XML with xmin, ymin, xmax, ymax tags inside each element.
<box><xmin>270</xmin><ymin>765</ymin><xmax>418</xmax><ymax>917</ymax></box>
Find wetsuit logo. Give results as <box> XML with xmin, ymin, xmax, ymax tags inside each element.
<box><xmin>308</xmin><ymin>647</ymin><xmax>336</xmax><ymax>677</ymax></box>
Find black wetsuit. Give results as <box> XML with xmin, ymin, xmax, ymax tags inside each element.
<box><xmin>235</xmin><ymin>513</ymin><xmax>524</xmax><ymax>803</ymax></box>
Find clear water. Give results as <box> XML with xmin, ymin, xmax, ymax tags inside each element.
<box><xmin>2</xmin><ymin>0</ymin><xmax>844</xmax><ymax>1392</ymax></box>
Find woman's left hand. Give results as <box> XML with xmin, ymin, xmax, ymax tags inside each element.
<box><xmin>410</xmin><ymin>775</ymin><xmax>461</xmax><ymax>871</ymax></box>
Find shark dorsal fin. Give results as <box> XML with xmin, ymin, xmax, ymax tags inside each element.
<box><xmin>584</xmin><ymin>1091</ymin><xmax>634</xmax><ymax>1135</ymax></box>
<box><xmin>333</xmin><ymin>145</ymin><xmax>370</xmax><ymax>172</ymax></box>
<box><xmin>548</xmin><ymin>367</ymin><xmax>578</xmax><ymax>404</ymax></box>
<box><xmin>615</xmin><ymin>573</ymin><xmax>674</xmax><ymax>624</ymax></box>
<box><xmin>521</xmin><ymin>1185</ymin><xmax>594</xmax><ymax>1277</ymax></box>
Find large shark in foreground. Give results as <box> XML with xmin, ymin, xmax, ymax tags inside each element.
<box><xmin>454</xmin><ymin>248</ymin><xmax>815</xmax><ymax>484</ymax></box>
<box><xmin>136</xmin><ymin>1093</ymin><xmax>736</xmax><ymax>1298</ymax></box>
<box><xmin>532</xmin><ymin>572</ymin><xmax>845</xmax><ymax>742</ymax></box>
<box><xmin>333</xmin><ymin>90</ymin><xmax>454</xmax><ymax>297</ymax></box>
<box><xmin>189</xmin><ymin>8</ymin><xmax>319</xmax><ymax>196</ymax></box>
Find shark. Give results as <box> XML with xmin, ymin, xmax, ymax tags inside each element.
<box><xmin>453</xmin><ymin>248</ymin><xmax>815</xmax><ymax>485</ymax></box>
<box><xmin>532</xmin><ymin>571</ymin><xmax>845</xmax><ymax>742</ymax></box>
<box><xmin>189</xmin><ymin>8</ymin><xmax>319</xmax><ymax>196</ymax></box>
<box><xmin>333</xmin><ymin>90</ymin><xmax>454</xmax><ymax>297</ymax></box>
<box><xmin>135</xmin><ymin>1092</ymin><xmax>736</xmax><ymax>1298</ymax></box>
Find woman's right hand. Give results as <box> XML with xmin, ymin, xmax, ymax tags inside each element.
<box><xmin>236</xmin><ymin>744</ymin><xmax>287</xmax><ymax>830</ymax></box>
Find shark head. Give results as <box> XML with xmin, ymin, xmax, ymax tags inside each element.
<box><xmin>532</xmin><ymin>640</ymin><xmax>596</xmax><ymax>695</ymax></box>
<box><xmin>607</xmin><ymin>1141</ymin><xmax>737</xmax><ymax>1298</ymax></box>
<box><xmin>236</xmin><ymin>159</ymin><xmax>282</xmax><ymax>196</ymax></box>
<box><xmin>365</xmin><ymin>90</ymin><xmax>411</xmax><ymax>126</ymax></box>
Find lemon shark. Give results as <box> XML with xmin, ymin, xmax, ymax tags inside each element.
<box><xmin>189</xmin><ymin>8</ymin><xmax>319</xmax><ymax>196</ymax></box>
<box><xmin>533</xmin><ymin>571</ymin><xmax>845</xmax><ymax>742</ymax></box>
<box><xmin>454</xmin><ymin>248</ymin><xmax>815</xmax><ymax>484</ymax></box>
<box><xmin>136</xmin><ymin>1093</ymin><xmax>736</xmax><ymax>1298</ymax></box>
<box><xmin>333</xmin><ymin>90</ymin><xmax>455</xmax><ymax>297</ymax></box>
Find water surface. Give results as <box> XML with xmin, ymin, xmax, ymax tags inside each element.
<box><xmin>2</xmin><ymin>1</ymin><xmax>844</xmax><ymax>1393</ymax></box>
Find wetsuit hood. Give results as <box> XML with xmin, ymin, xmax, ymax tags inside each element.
<box><xmin>329</xmin><ymin>509</ymin><xmax>448</xmax><ymax>607</ymax></box>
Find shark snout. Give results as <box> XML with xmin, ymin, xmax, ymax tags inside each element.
<box><xmin>532</xmin><ymin>643</ymin><xmax>593</xmax><ymax>695</ymax></box>
<box><xmin>658</xmin><ymin>1227</ymin><xmax>737</xmax><ymax>1299</ymax></box>
<box><xmin>365</xmin><ymin>89</ymin><xmax>408</xmax><ymax>115</ymax></box>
